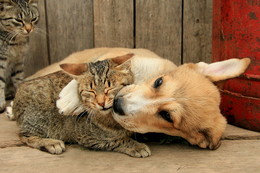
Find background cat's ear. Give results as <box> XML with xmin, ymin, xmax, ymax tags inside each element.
<box><xmin>60</xmin><ymin>63</ymin><xmax>88</xmax><ymax>76</ymax></box>
<box><xmin>193</xmin><ymin>58</ymin><xmax>251</xmax><ymax>82</ymax></box>
<box><xmin>110</xmin><ymin>53</ymin><xmax>134</xmax><ymax>70</ymax></box>
<box><xmin>28</xmin><ymin>0</ymin><xmax>38</xmax><ymax>6</ymax></box>
<box><xmin>0</xmin><ymin>0</ymin><xmax>15</xmax><ymax>11</ymax></box>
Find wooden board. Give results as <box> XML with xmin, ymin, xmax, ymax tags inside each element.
<box><xmin>25</xmin><ymin>0</ymin><xmax>213</xmax><ymax>73</ymax></box>
<box><xmin>183</xmin><ymin>0</ymin><xmax>212</xmax><ymax>63</ymax></box>
<box><xmin>135</xmin><ymin>0</ymin><xmax>182</xmax><ymax>65</ymax></box>
<box><xmin>25</xmin><ymin>0</ymin><xmax>49</xmax><ymax>76</ymax></box>
<box><xmin>45</xmin><ymin>0</ymin><xmax>94</xmax><ymax>63</ymax></box>
<box><xmin>93</xmin><ymin>0</ymin><xmax>134</xmax><ymax>48</ymax></box>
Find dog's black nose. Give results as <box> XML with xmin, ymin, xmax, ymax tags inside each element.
<box><xmin>113</xmin><ymin>97</ymin><xmax>125</xmax><ymax>115</ymax></box>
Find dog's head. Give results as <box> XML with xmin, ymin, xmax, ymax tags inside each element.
<box><xmin>112</xmin><ymin>58</ymin><xmax>250</xmax><ymax>150</ymax></box>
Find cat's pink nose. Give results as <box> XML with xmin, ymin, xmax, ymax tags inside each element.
<box><xmin>24</xmin><ymin>24</ymin><xmax>32</xmax><ymax>33</ymax></box>
<box><xmin>97</xmin><ymin>102</ymin><xmax>105</xmax><ymax>107</ymax></box>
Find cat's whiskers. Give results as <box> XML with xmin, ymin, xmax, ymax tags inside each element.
<box><xmin>34</xmin><ymin>27</ymin><xmax>47</xmax><ymax>36</ymax></box>
<box><xmin>86</xmin><ymin>109</ymin><xmax>95</xmax><ymax>132</ymax></box>
<box><xmin>3</xmin><ymin>31</ymin><xmax>16</xmax><ymax>42</ymax></box>
<box><xmin>8</xmin><ymin>31</ymin><xmax>20</xmax><ymax>42</ymax></box>
<box><xmin>74</xmin><ymin>110</ymin><xmax>88</xmax><ymax>125</ymax></box>
<box><xmin>124</xmin><ymin>121</ymin><xmax>140</xmax><ymax>132</ymax></box>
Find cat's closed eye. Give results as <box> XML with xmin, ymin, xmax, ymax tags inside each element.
<box><xmin>14</xmin><ymin>18</ymin><xmax>23</xmax><ymax>23</ymax></box>
<box><xmin>31</xmin><ymin>17</ymin><xmax>38</xmax><ymax>22</ymax></box>
<box><xmin>80</xmin><ymin>90</ymin><xmax>96</xmax><ymax>97</ymax></box>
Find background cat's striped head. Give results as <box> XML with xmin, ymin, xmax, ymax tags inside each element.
<box><xmin>0</xmin><ymin>0</ymin><xmax>39</xmax><ymax>36</ymax></box>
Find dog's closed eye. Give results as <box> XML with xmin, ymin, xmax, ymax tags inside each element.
<box><xmin>158</xmin><ymin>110</ymin><xmax>173</xmax><ymax>123</ymax></box>
<box><xmin>153</xmin><ymin>77</ymin><xmax>163</xmax><ymax>88</ymax></box>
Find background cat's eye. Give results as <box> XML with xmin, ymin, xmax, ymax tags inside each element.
<box><xmin>158</xmin><ymin>110</ymin><xmax>173</xmax><ymax>123</ymax></box>
<box><xmin>31</xmin><ymin>17</ymin><xmax>38</xmax><ymax>23</ymax></box>
<box><xmin>14</xmin><ymin>18</ymin><xmax>23</xmax><ymax>23</ymax></box>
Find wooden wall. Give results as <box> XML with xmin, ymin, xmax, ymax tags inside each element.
<box><xmin>25</xmin><ymin>0</ymin><xmax>212</xmax><ymax>76</ymax></box>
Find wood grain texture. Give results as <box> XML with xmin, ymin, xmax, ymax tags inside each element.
<box><xmin>135</xmin><ymin>0</ymin><xmax>182</xmax><ymax>65</ymax></box>
<box><xmin>25</xmin><ymin>0</ymin><xmax>49</xmax><ymax>76</ymax></box>
<box><xmin>46</xmin><ymin>0</ymin><xmax>94</xmax><ymax>63</ymax></box>
<box><xmin>183</xmin><ymin>0</ymin><xmax>212</xmax><ymax>63</ymax></box>
<box><xmin>93</xmin><ymin>0</ymin><xmax>134</xmax><ymax>48</ymax></box>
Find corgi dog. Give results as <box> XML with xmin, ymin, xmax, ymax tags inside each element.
<box><xmin>112</xmin><ymin>58</ymin><xmax>250</xmax><ymax>149</ymax></box>
<box><xmin>12</xmin><ymin>48</ymin><xmax>250</xmax><ymax>150</ymax></box>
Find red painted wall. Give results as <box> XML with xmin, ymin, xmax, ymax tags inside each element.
<box><xmin>212</xmin><ymin>0</ymin><xmax>260</xmax><ymax>131</ymax></box>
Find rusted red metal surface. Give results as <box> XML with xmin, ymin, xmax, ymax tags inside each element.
<box><xmin>212</xmin><ymin>0</ymin><xmax>260</xmax><ymax>131</ymax></box>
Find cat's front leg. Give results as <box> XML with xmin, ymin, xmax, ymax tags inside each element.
<box><xmin>111</xmin><ymin>137</ymin><xmax>151</xmax><ymax>158</ymax></box>
<box><xmin>80</xmin><ymin>137</ymin><xmax>151</xmax><ymax>158</ymax></box>
<box><xmin>11</xmin><ymin>61</ymin><xmax>24</xmax><ymax>90</ymax></box>
<box><xmin>20</xmin><ymin>135</ymin><xmax>66</xmax><ymax>154</ymax></box>
<box><xmin>0</xmin><ymin>59</ymin><xmax>7</xmax><ymax>112</ymax></box>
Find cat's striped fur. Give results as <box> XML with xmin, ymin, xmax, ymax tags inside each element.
<box><xmin>0</xmin><ymin>0</ymin><xmax>39</xmax><ymax>112</ymax></box>
<box><xmin>12</xmin><ymin>55</ymin><xmax>151</xmax><ymax>157</ymax></box>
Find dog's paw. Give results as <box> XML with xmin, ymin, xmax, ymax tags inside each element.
<box><xmin>56</xmin><ymin>79</ymin><xmax>84</xmax><ymax>116</ymax></box>
<box><xmin>6</xmin><ymin>103</ymin><xmax>15</xmax><ymax>120</ymax></box>
<box><xmin>125</xmin><ymin>143</ymin><xmax>151</xmax><ymax>158</ymax></box>
<box><xmin>41</xmin><ymin>139</ymin><xmax>66</xmax><ymax>155</ymax></box>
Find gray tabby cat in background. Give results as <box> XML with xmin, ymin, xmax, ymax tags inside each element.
<box><xmin>0</xmin><ymin>0</ymin><xmax>39</xmax><ymax>112</ymax></box>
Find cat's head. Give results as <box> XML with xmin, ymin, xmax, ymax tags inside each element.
<box><xmin>0</xmin><ymin>0</ymin><xmax>39</xmax><ymax>35</ymax></box>
<box><xmin>59</xmin><ymin>53</ymin><xmax>134</xmax><ymax>114</ymax></box>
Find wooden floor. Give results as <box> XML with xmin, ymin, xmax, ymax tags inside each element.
<box><xmin>1</xmin><ymin>113</ymin><xmax>260</xmax><ymax>173</ymax></box>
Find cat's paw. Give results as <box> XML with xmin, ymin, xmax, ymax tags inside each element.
<box><xmin>6</xmin><ymin>102</ymin><xmax>15</xmax><ymax>120</ymax></box>
<box><xmin>41</xmin><ymin>139</ymin><xmax>66</xmax><ymax>155</ymax></box>
<box><xmin>125</xmin><ymin>143</ymin><xmax>151</xmax><ymax>158</ymax></box>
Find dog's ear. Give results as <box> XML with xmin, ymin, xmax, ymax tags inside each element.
<box><xmin>193</xmin><ymin>58</ymin><xmax>251</xmax><ymax>82</ymax></box>
<box><xmin>60</xmin><ymin>63</ymin><xmax>88</xmax><ymax>76</ymax></box>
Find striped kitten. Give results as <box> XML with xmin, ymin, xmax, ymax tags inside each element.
<box><xmin>12</xmin><ymin>54</ymin><xmax>151</xmax><ymax>157</ymax></box>
<box><xmin>0</xmin><ymin>0</ymin><xmax>39</xmax><ymax>112</ymax></box>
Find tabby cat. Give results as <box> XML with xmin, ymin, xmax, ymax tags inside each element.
<box><xmin>0</xmin><ymin>0</ymin><xmax>39</xmax><ymax>112</ymax></box>
<box><xmin>12</xmin><ymin>54</ymin><xmax>151</xmax><ymax>158</ymax></box>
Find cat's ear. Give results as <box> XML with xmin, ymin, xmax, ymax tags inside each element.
<box><xmin>111</xmin><ymin>53</ymin><xmax>134</xmax><ymax>65</ymax></box>
<box><xmin>28</xmin><ymin>0</ymin><xmax>38</xmax><ymax>7</ymax></box>
<box><xmin>110</xmin><ymin>53</ymin><xmax>134</xmax><ymax>70</ymax></box>
<box><xmin>60</xmin><ymin>63</ymin><xmax>88</xmax><ymax>76</ymax></box>
<box><xmin>192</xmin><ymin>58</ymin><xmax>251</xmax><ymax>82</ymax></box>
<box><xmin>0</xmin><ymin>0</ymin><xmax>15</xmax><ymax>11</ymax></box>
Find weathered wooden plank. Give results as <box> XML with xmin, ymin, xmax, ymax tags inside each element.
<box><xmin>183</xmin><ymin>0</ymin><xmax>212</xmax><ymax>63</ymax></box>
<box><xmin>93</xmin><ymin>0</ymin><xmax>134</xmax><ymax>48</ymax></box>
<box><xmin>25</xmin><ymin>0</ymin><xmax>49</xmax><ymax>76</ymax></box>
<box><xmin>45</xmin><ymin>0</ymin><xmax>94</xmax><ymax>63</ymax></box>
<box><xmin>135</xmin><ymin>0</ymin><xmax>182</xmax><ymax>65</ymax></box>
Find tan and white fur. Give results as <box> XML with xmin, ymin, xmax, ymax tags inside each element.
<box><xmin>7</xmin><ymin>48</ymin><xmax>250</xmax><ymax>150</ymax></box>
<box><xmin>112</xmin><ymin>58</ymin><xmax>250</xmax><ymax>149</ymax></box>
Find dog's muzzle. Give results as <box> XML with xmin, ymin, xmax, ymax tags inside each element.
<box><xmin>113</xmin><ymin>97</ymin><xmax>125</xmax><ymax>115</ymax></box>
